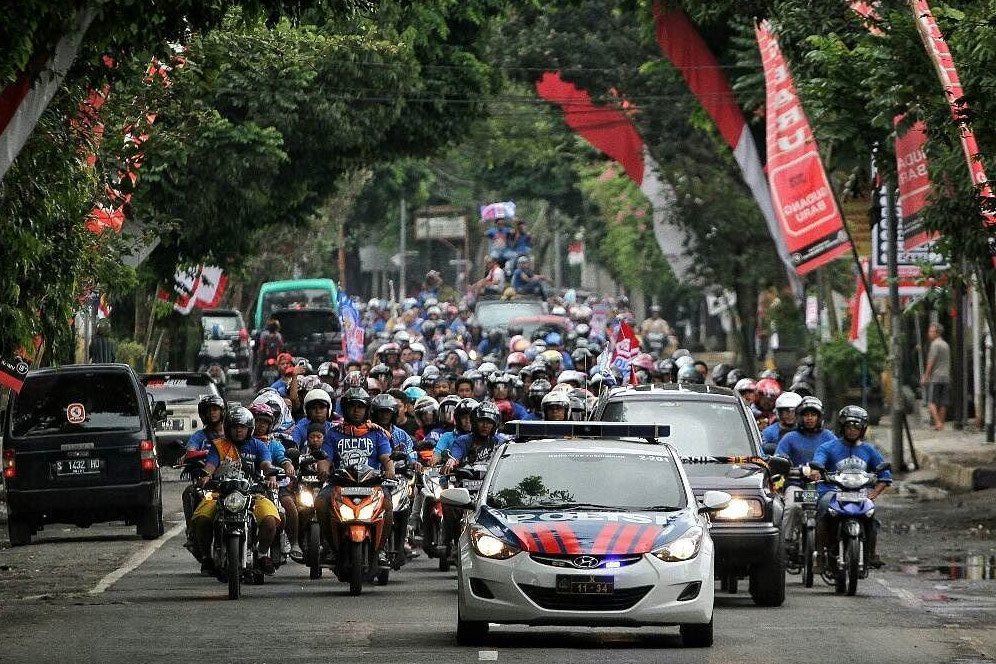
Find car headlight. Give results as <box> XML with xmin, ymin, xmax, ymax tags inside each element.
<box><xmin>470</xmin><ymin>526</ymin><xmax>520</xmax><ymax>560</ymax></box>
<box><xmin>714</xmin><ymin>497</ymin><xmax>764</xmax><ymax>520</ymax></box>
<box><xmin>357</xmin><ymin>503</ymin><xmax>376</xmax><ymax>521</ymax></box>
<box><xmin>338</xmin><ymin>504</ymin><xmax>355</xmax><ymax>521</ymax></box>
<box><xmin>651</xmin><ymin>526</ymin><xmax>703</xmax><ymax>562</ymax></box>
<box><xmin>298</xmin><ymin>488</ymin><xmax>314</xmax><ymax>508</ymax></box>
<box><xmin>222</xmin><ymin>492</ymin><xmax>248</xmax><ymax>512</ymax></box>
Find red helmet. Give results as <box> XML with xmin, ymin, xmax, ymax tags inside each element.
<box><xmin>631</xmin><ymin>353</ymin><xmax>656</xmax><ymax>372</ymax></box>
<box><xmin>755</xmin><ymin>378</ymin><xmax>782</xmax><ymax>398</ymax></box>
<box><xmin>506</xmin><ymin>351</ymin><xmax>528</xmax><ymax>369</ymax></box>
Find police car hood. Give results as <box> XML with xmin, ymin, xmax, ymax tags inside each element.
<box><xmin>477</xmin><ymin>506</ymin><xmax>696</xmax><ymax>556</ymax></box>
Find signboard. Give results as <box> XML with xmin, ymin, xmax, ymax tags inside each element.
<box><xmin>414</xmin><ymin>215</ymin><xmax>467</xmax><ymax>240</ymax></box>
<box><xmin>871</xmin><ymin>194</ymin><xmax>947</xmax><ymax>297</ymax></box>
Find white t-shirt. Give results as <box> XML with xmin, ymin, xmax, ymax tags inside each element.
<box><xmin>488</xmin><ymin>266</ymin><xmax>506</xmax><ymax>288</ymax></box>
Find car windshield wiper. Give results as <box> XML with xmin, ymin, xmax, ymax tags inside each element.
<box><xmin>533</xmin><ymin>502</ymin><xmax>619</xmax><ymax>511</ymax></box>
<box><xmin>635</xmin><ymin>504</ymin><xmax>684</xmax><ymax>511</ymax></box>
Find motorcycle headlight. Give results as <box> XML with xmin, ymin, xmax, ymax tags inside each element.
<box><xmin>222</xmin><ymin>492</ymin><xmax>248</xmax><ymax>512</ymax></box>
<box><xmin>338</xmin><ymin>504</ymin><xmax>355</xmax><ymax>521</ymax></box>
<box><xmin>714</xmin><ymin>497</ymin><xmax>764</xmax><ymax>520</ymax></box>
<box><xmin>470</xmin><ymin>526</ymin><xmax>520</xmax><ymax>560</ymax></box>
<box><xmin>298</xmin><ymin>488</ymin><xmax>314</xmax><ymax>508</ymax></box>
<box><xmin>357</xmin><ymin>503</ymin><xmax>376</xmax><ymax>521</ymax></box>
<box><xmin>651</xmin><ymin>526</ymin><xmax>703</xmax><ymax>562</ymax></box>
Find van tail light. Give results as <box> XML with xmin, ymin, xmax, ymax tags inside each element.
<box><xmin>139</xmin><ymin>440</ymin><xmax>158</xmax><ymax>472</ymax></box>
<box><xmin>3</xmin><ymin>449</ymin><xmax>15</xmax><ymax>479</ymax></box>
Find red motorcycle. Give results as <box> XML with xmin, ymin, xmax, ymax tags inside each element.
<box><xmin>329</xmin><ymin>462</ymin><xmax>392</xmax><ymax>595</ymax></box>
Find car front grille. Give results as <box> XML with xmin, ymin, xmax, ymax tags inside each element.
<box><xmin>518</xmin><ymin>584</ymin><xmax>652</xmax><ymax>611</ymax></box>
<box><xmin>529</xmin><ymin>553</ymin><xmax>643</xmax><ymax>570</ymax></box>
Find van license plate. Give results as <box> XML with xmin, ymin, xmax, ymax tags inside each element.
<box><xmin>163</xmin><ymin>419</ymin><xmax>185</xmax><ymax>431</ymax></box>
<box><xmin>54</xmin><ymin>458</ymin><xmax>102</xmax><ymax>475</ymax></box>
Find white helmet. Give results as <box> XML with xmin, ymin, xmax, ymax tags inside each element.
<box><xmin>478</xmin><ymin>362</ymin><xmax>499</xmax><ymax>376</ymax></box>
<box><xmin>556</xmin><ymin>370</ymin><xmax>585</xmax><ymax>387</ymax></box>
<box><xmin>734</xmin><ymin>378</ymin><xmax>757</xmax><ymax>393</ymax></box>
<box><xmin>303</xmin><ymin>388</ymin><xmax>333</xmax><ymax>411</ymax></box>
<box><xmin>551</xmin><ymin>305</ymin><xmax>567</xmax><ymax>316</ymax></box>
<box><xmin>775</xmin><ymin>391</ymin><xmax>803</xmax><ymax>411</ymax></box>
<box><xmin>401</xmin><ymin>376</ymin><xmax>422</xmax><ymax>391</ymax></box>
<box><xmin>409</xmin><ymin>342</ymin><xmax>426</xmax><ymax>355</ymax></box>
<box><xmin>675</xmin><ymin>355</ymin><xmax>694</xmax><ymax>368</ymax></box>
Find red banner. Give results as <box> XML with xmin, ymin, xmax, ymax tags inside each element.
<box><xmin>756</xmin><ymin>21</ymin><xmax>852</xmax><ymax>275</ymax></box>
<box><xmin>894</xmin><ymin>117</ymin><xmax>935</xmax><ymax>248</ymax></box>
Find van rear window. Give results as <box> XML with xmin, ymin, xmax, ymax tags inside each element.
<box><xmin>11</xmin><ymin>372</ymin><xmax>142</xmax><ymax>437</ymax></box>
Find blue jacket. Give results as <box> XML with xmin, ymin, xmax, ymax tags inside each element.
<box><xmin>322</xmin><ymin>422</ymin><xmax>392</xmax><ymax>471</ymax></box>
<box><xmin>435</xmin><ymin>428</ymin><xmax>470</xmax><ymax>456</ymax></box>
<box><xmin>812</xmin><ymin>437</ymin><xmax>893</xmax><ymax>495</ymax></box>
<box><xmin>185</xmin><ymin>428</ymin><xmax>221</xmax><ymax>452</ymax></box>
<box><xmin>290</xmin><ymin>417</ymin><xmax>334</xmax><ymax>448</ymax></box>
<box><xmin>389</xmin><ymin>425</ymin><xmax>416</xmax><ymax>463</ymax></box>
<box><xmin>205</xmin><ymin>437</ymin><xmax>272</xmax><ymax>471</ymax></box>
<box><xmin>760</xmin><ymin>422</ymin><xmax>791</xmax><ymax>456</ymax></box>
<box><xmin>775</xmin><ymin>428</ymin><xmax>837</xmax><ymax>467</ymax></box>
<box><xmin>450</xmin><ymin>433</ymin><xmax>511</xmax><ymax>464</ymax></box>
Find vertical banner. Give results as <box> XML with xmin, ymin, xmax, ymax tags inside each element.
<box><xmin>652</xmin><ymin>4</ymin><xmax>803</xmax><ymax>294</ymax></box>
<box><xmin>911</xmin><ymin>0</ymin><xmax>996</xmax><ymax>261</ymax></box>
<box><xmin>609</xmin><ymin>319</ymin><xmax>641</xmax><ymax>384</ymax></box>
<box><xmin>848</xmin><ymin>260</ymin><xmax>873</xmax><ymax>353</ymax></box>
<box><xmin>0</xmin><ymin>356</ymin><xmax>30</xmax><ymax>393</ymax></box>
<box><xmin>894</xmin><ymin>118</ymin><xmax>934</xmax><ymax>248</ymax></box>
<box><xmin>337</xmin><ymin>293</ymin><xmax>365</xmax><ymax>363</ymax></box>
<box><xmin>756</xmin><ymin>20</ymin><xmax>853</xmax><ymax>275</ymax></box>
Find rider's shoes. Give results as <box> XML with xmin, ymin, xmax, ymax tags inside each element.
<box><xmin>867</xmin><ymin>555</ymin><xmax>884</xmax><ymax>569</ymax></box>
<box><xmin>200</xmin><ymin>558</ymin><xmax>216</xmax><ymax>576</ymax></box>
<box><xmin>257</xmin><ymin>556</ymin><xmax>276</xmax><ymax>575</ymax></box>
<box><xmin>289</xmin><ymin>545</ymin><xmax>304</xmax><ymax>562</ymax></box>
<box><xmin>377</xmin><ymin>551</ymin><xmax>390</xmax><ymax>569</ymax></box>
<box><xmin>321</xmin><ymin>549</ymin><xmax>337</xmax><ymax>566</ymax></box>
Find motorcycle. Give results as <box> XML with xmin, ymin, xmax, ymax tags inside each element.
<box><xmin>414</xmin><ymin>452</ymin><xmax>444</xmax><ymax>561</ymax></box>
<box><xmin>294</xmin><ymin>449</ymin><xmax>326</xmax><ymax>579</ymax></box>
<box><xmin>177</xmin><ymin>449</ymin><xmax>210</xmax><ymax>562</ymax></box>
<box><xmin>781</xmin><ymin>465</ymin><xmax>819</xmax><ymax>588</ymax></box>
<box><xmin>207</xmin><ymin>461</ymin><xmax>284</xmax><ymax>600</ymax></box>
<box><xmin>811</xmin><ymin>461</ymin><xmax>890</xmax><ymax>596</ymax></box>
<box><xmin>386</xmin><ymin>451</ymin><xmax>416</xmax><ymax>572</ymax></box>
<box><xmin>645</xmin><ymin>331</ymin><xmax>666</xmax><ymax>358</ymax></box>
<box><xmin>329</xmin><ymin>460</ymin><xmax>393</xmax><ymax>595</ymax></box>
<box><xmin>438</xmin><ymin>460</ymin><xmax>489</xmax><ymax>572</ymax></box>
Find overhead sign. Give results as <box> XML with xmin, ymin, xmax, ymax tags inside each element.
<box><xmin>414</xmin><ymin>215</ymin><xmax>467</xmax><ymax>240</ymax></box>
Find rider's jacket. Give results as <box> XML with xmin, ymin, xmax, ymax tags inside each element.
<box><xmin>322</xmin><ymin>421</ymin><xmax>392</xmax><ymax>471</ymax></box>
<box><xmin>186</xmin><ymin>427</ymin><xmax>221</xmax><ymax>453</ymax></box>
<box><xmin>290</xmin><ymin>417</ymin><xmax>334</xmax><ymax>448</ymax></box>
<box><xmin>774</xmin><ymin>427</ymin><xmax>836</xmax><ymax>468</ymax></box>
<box><xmin>450</xmin><ymin>433</ymin><xmax>511</xmax><ymax>464</ymax></box>
<box><xmin>811</xmin><ymin>437</ymin><xmax>893</xmax><ymax>495</ymax></box>
<box><xmin>434</xmin><ymin>427</ymin><xmax>470</xmax><ymax>456</ymax></box>
<box><xmin>761</xmin><ymin>422</ymin><xmax>794</xmax><ymax>455</ymax></box>
<box><xmin>270</xmin><ymin>377</ymin><xmax>291</xmax><ymax>397</ymax></box>
<box><xmin>205</xmin><ymin>436</ymin><xmax>273</xmax><ymax>471</ymax></box>
<box><xmin>416</xmin><ymin>424</ymin><xmax>447</xmax><ymax>447</ymax></box>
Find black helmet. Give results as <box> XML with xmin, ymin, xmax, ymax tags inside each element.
<box><xmin>197</xmin><ymin>394</ymin><xmax>226</xmax><ymax>423</ymax></box>
<box><xmin>454</xmin><ymin>398</ymin><xmax>479</xmax><ymax>423</ymax></box>
<box><xmin>711</xmin><ymin>363</ymin><xmax>732</xmax><ymax>387</ymax></box>
<box><xmin>790</xmin><ymin>381</ymin><xmax>815</xmax><ymax>397</ymax></box>
<box><xmin>370</xmin><ymin>363</ymin><xmax>392</xmax><ymax>381</ymax></box>
<box><xmin>837</xmin><ymin>405</ymin><xmax>868</xmax><ymax>437</ymax></box>
<box><xmin>342</xmin><ymin>370</ymin><xmax>365</xmax><ymax>389</ymax></box>
<box><xmin>796</xmin><ymin>396</ymin><xmax>824</xmax><ymax>417</ymax></box>
<box><xmin>224</xmin><ymin>406</ymin><xmax>255</xmax><ymax>442</ymax></box>
<box><xmin>341</xmin><ymin>387</ymin><xmax>371</xmax><ymax>409</ymax></box>
<box><xmin>528</xmin><ymin>378</ymin><xmax>552</xmax><ymax>400</ymax></box>
<box><xmin>472</xmin><ymin>401</ymin><xmax>501</xmax><ymax>427</ymax></box>
<box><xmin>655</xmin><ymin>358</ymin><xmax>676</xmax><ymax>381</ymax></box>
<box><xmin>370</xmin><ymin>393</ymin><xmax>399</xmax><ymax>426</ymax></box>
<box><xmin>677</xmin><ymin>363</ymin><xmax>704</xmax><ymax>384</ymax></box>
<box><xmin>438</xmin><ymin>394</ymin><xmax>461</xmax><ymax>423</ymax></box>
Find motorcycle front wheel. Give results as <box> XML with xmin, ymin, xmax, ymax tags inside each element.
<box><xmin>349</xmin><ymin>541</ymin><xmax>365</xmax><ymax>596</ymax></box>
<box><xmin>307</xmin><ymin>522</ymin><xmax>322</xmax><ymax>580</ymax></box>
<box><xmin>802</xmin><ymin>526</ymin><xmax>815</xmax><ymax>588</ymax></box>
<box><xmin>846</xmin><ymin>536</ymin><xmax>860</xmax><ymax>596</ymax></box>
<box><xmin>226</xmin><ymin>534</ymin><xmax>242</xmax><ymax>600</ymax></box>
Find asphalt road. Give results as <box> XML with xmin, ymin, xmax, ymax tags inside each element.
<box><xmin>0</xmin><ymin>473</ymin><xmax>994</xmax><ymax>664</ymax></box>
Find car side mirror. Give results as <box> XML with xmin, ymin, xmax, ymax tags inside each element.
<box><xmin>153</xmin><ymin>400</ymin><xmax>167</xmax><ymax>422</ymax></box>
<box><xmin>698</xmin><ymin>490</ymin><xmax>732</xmax><ymax>514</ymax></box>
<box><xmin>766</xmin><ymin>455</ymin><xmax>792</xmax><ymax>478</ymax></box>
<box><xmin>440</xmin><ymin>487</ymin><xmax>474</xmax><ymax>510</ymax></box>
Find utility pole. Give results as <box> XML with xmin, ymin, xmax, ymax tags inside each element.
<box><xmin>399</xmin><ymin>196</ymin><xmax>407</xmax><ymax>300</ymax></box>
<box><xmin>337</xmin><ymin>217</ymin><xmax>347</xmax><ymax>291</ymax></box>
<box><xmin>552</xmin><ymin>215</ymin><xmax>563</xmax><ymax>290</ymax></box>
<box><xmin>884</xmin><ymin>184</ymin><xmax>905</xmax><ymax>469</ymax></box>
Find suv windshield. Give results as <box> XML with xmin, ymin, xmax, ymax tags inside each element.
<box><xmin>487</xmin><ymin>451</ymin><xmax>686</xmax><ymax>511</ymax></box>
<box><xmin>474</xmin><ymin>301</ymin><xmax>544</xmax><ymax>329</ymax></box>
<box><xmin>272</xmin><ymin>309</ymin><xmax>339</xmax><ymax>342</ymax></box>
<box><xmin>11</xmin><ymin>372</ymin><xmax>142</xmax><ymax>437</ymax></box>
<box><xmin>142</xmin><ymin>376</ymin><xmax>219</xmax><ymax>404</ymax></box>
<box><xmin>599</xmin><ymin>398</ymin><xmax>755</xmax><ymax>457</ymax></box>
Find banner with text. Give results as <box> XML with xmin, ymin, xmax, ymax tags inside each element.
<box><xmin>756</xmin><ymin>20</ymin><xmax>852</xmax><ymax>275</ymax></box>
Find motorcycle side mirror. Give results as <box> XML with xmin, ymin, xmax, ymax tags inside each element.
<box><xmin>809</xmin><ymin>461</ymin><xmax>826</xmax><ymax>474</ymax></box>
<box><xmin>766</xmin><ymin>455</ymin><xmax>792</xmax><ymax>478</ymax></box>
<box><xmin>875</xmin><ymin>462</ymin><xmax>891</xmax><ymax>473</ymax></box>
<box><xmin>440</xmin><ymin>487</ymin><xmax>474</xmax><ymax>510</ymax></box>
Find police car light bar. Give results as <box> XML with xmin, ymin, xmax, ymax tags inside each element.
<box><xmin>502</xmin><ymin>420</ymin><xmax>671</xmax><ymax>441</ymax></box>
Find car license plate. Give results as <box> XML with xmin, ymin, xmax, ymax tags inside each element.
<box><xmin>837</xmin><ymin>491</ymin><xmax>864</xmax><ymax>502</ymax></box>
<box><xmin>162</xmin><ymin>418</ymin><xmax>185</xmax><ymax>431</ymax></box>
<box><xmin>462</xmin><ymin>480</ymin><xmax>483</xmax><ymax>490</ymax></box>
<box><xmin>54</xmin><ymin>458</ymin><xmax>102</xmax><ymax>475</ymax></box>
<box><xmin>800</xmin><ymin>489</ymin><xmax>818</xmax><ymax>503</ymax></box>
<box><xmin>340</xmin><ymin>486</ymin><xmax>374</xmax><ymax>496</ymax></box>
<box><xmin>556</xmin><ymin>575</ymin><xmax>614</xmax><ymax>594</ymax></box>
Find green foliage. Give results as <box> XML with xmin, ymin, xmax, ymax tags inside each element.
<box><xmin>818</xmin><ymin>332</ymin><xmax>885</xmax><ymax>395</ymax></box>
<box><xmin>116</xmin><ymin>339</ymin><xmax>148</xmax><ymax>371</ymax></box>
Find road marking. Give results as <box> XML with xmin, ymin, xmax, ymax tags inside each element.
<box><xmin>478</xmin><ymin>651</ymin><xmax>499</xmax><ymax>661</ymax></box>
<box><xmin>876</xmin><ymin>578</ymin><xmax>923</xmax><ymax>608</ymax></box>
<box><xmin>88</xmin><ymin>522</ymin><xmax>184</xmax><ymax>595</ymax></box>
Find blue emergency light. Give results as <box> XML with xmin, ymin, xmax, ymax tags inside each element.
<box><xmin>501</xmin><ymin>420</ymin><xmax>671</xmax><ymax>441</ymax></box>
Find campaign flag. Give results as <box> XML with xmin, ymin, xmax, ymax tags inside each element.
<box><xmin>894</xmin><ymin>117</ymin><xmax>935</xmax><ymax>248</ymax></box>
<box><xmin>911</xmin><ymin>0</ymin><xmax>996</xmax><ymax>263</ymax></box>
<box><xmin>337</xmin><ymin>293</ymin><xmax>365</xmax><ymax>362</ymax></box>
<box><xmin>535</xmin><ymin>72</ymin><xmax>692</xmax><ymax>280</ymax></box>
<box><xmin>848</xmin><ymin>261</ymin><xmax>874</xmax><ymax>353</ymax></box>
<box><xmin>652</xmin><ymin>4</ymin><xmax>802</xmax><ymax>294</ymax></box>
<box><xmin>609</xmin><ymin>319</ymin><xmax>641</xmax><ymax>384</ymax></box>
<box><xmin>0</xmin><ymin>356</ymin><xmax>30</xmax><ymax>393</ymax></box>
<box><xmin>156</xmin><ymin>265</ymin><xmax>227</xmax><ymax>314</ymax></box>
<box><xmin>756</xmin><ymin>20</ymin><xmax>852</xmax><ymax>275</ymax></box>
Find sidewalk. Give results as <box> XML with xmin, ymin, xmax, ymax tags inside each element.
<box><xmin>868</xmin><ymin>417</ymin><xmax>996</xmax><ymax>491</ymax></box>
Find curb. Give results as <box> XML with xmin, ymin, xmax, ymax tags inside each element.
<box><xmin>918</xmin><ymin>451</ymin><xmax>996</xmax><ymax>491</ymax></box>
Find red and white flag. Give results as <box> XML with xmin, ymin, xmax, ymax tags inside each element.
<box><xmin>652</xmin><ymin>4</ymin><xmax>802</xmax><ymax>293</ymax></box>
<box><xmin>756</xmin><ymin>20</ymin><xmax>852</xmax><ymax>275</ymax></box>
<box><xmin>849</xmin><ymin>261</ymin><xmax>873</xmax><ymax>353</ymax></box>
<box><xmin>610</xmin><ymin>319</ymin><xmax>642</xmax><ymax>385</ymax></box>
<box><xmin>157</xmin><ymin>265</ymin><xmax>228</xmax><ymax>314</ymax></box>
<box><xmin>535</xmin><ymin>72</ymin><xmax>692</xmax><ymax>280</ymax></box>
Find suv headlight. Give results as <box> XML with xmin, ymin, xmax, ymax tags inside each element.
<box><xmin>470</xmin><ymin>526</ymin><xmax>520</xmax><ymax>560</ymax></box>
<box><xmin>714</xmin><ymin>497</ymin><xmax>764</xmax><ymax>520</ymax></box>
<box><xmin>651</xmin><ymin>526</ymin><xmax>703</xmax><ymax>562</ymax></box>
<box><xmin>222</xmin><ymin>492</ymin><xmax>248</xmax><ymax>512</ymax></box>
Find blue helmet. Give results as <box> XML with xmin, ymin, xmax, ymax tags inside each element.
<box><xmin>545</xmin><ymin>332</ymin><xmax>562</xmax><ymax>347</ymax></box>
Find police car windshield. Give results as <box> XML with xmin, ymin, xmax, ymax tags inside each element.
<box><xmin>486</xmin><ymin>452</ymin><xmax>686</xmax><ymax>511</ymax></box>
<box><xmin>599</xmin><ymin>399</ymin><xmax>754</xmax><ymax>457</ymax></box>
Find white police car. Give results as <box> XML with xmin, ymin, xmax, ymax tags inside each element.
<box><xmin>441</xmin><ymin>422</ymin><xmax>730</xmax><ymax>647</ymax></box>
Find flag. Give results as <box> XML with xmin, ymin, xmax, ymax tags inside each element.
<box><xmin>849</xmin><ymin>261</ymin><xmax>873</xmax><ymax>353</ymax></box>
<box><xmin>609</xmin><ymin>319</ymin><xmax>641</xmax><ymax>384</ymax></box>
<box><xmin>157</xmin><ymin>265</ymin><xmax>227</xmax><ymax>314</ymax></box>
<box><xmin>756</xmin><ymin>20</ymin><xmax>853</xmax><ymax>275</ymax></box>
<box><xmin>894</xmin><ymin>117</ymin><xmax>935</xmax><ymax>248</ymax></box>
<box><xmin>337</xmin><ymin>292</ymin><xmax>365</xmax><ymax>362</ymax></box>
<box><xmin>0</xmin><ymin>356</ymin><xmax>30</xmax><ymax>393</ymax></box>
<box><xmin>535</xmin><ymin>72</ymin><xmax>692</xmax><ymax>280</ymax></box>
<box><xmin>652</xmin><ymin>4</ymin><xmax>802</xmax><ymax>294</ymax></box>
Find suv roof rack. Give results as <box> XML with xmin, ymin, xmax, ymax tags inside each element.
<box><xmin>502</xmin><ymin>420</ymin><xmax>670</xmax><ymax>443</ymax></box>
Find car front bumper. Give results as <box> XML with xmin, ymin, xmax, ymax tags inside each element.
<box><xmin>457</xmin><ymin>536</ymin><xmax>714</xmax><ymax>626</ymax></box>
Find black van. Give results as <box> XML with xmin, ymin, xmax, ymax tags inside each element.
<box><xmin>2</xmin><ymin>364</ymin><xmax>165</xmax><ymax>545</ymax></box>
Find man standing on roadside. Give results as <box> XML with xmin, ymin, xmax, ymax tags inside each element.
<box><xmin>921</xmin><ymin>322</ymin><xmax>950</xmax><ymax>431</ymax></box>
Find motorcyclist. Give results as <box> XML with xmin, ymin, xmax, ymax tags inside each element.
<box><xmin>733</xmin><ymin>377</ymin><xmax>757</xmax><ymax>405</ymax></box>
<box><xmin>526</xmin><ymin>379</ymin><xmax>551</xmax><ymax>418</ymax></box>
<box><xmin>249</xmin><ymin>402</ymin><xmax>300</xmax><ymax>560</ymax></box>
<box><xmin>762</xmin><ymin>391</ymin><xmax>803</xmax><ymax>455</ymax></box>
<box><xmin>290</xmin><ymin>389</ymin><xmax>336</xmax><ymax>448</ymax></box>
<box><xmin>314</xmin><ymin>388</ymin><xmax>395</xmax><ymax>567</ymax></box>
<box><xmin>413</xmin><ymin>395</ymin><xmax>446</xmax><ymax>446</ymax></box>
<box><xmin>191</xmin><ymin>406</ymin><xmax>281</xmax><ymax>575</ymax></box>
<box><xmin>677</xmin><ymin>363</ymin><xmax>705</xmax><ymax>384</ymax></box>
<box><xmin>811</xmin><ymin>406</ymin><xmax>892</xmax><ymax>569</ymax></box>
<box><xmin>181</xmin><ymin>394</ymin><xmax>226</xmax><ymax>554</ymax></box>
<box><xmin>540</xmin><ymin>389</ymin><xmax>571</xmax><ymax>421</ymax></box>
<box><xmin>443</xmin><ymin>402</ymin><xmax>510</xmax><ymax>471</ymax></box>
<box><xmin>270</xmin><ymin>352</ymin><xmax>303</xmax><ymax>411</ymax></box>
<box><xmin>752</xmin><ymin>377</ymin><xmax>781</xmax><ymax>426</ymax></box>
<box><xmin>775</xmin><ymin>396</ymin><xmax>836</xmax><ymax>468</ymax></box>
<box><xmin>488</xmin><ymin>372</ymin><xmax>530</xmax><ymax>420</ymax></box>
<box><xmin>433</xmin><ymin>398</ymin><xmax>478</xmax><ymax>464</ymax></box>
<box><xmin>370</xmin><ymin>393</ymin><xmax>416</xmax><ymax>466</ymax></box>
<box><xmin>255</xmin><ymin>318</ymin><xmax>284</xmax><ymax>387</ymax></box>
